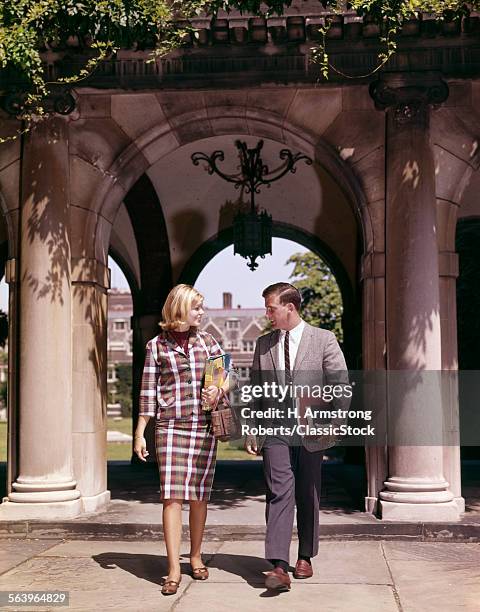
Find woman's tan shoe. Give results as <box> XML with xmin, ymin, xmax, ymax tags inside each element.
<box><xmin>192</xmin><ymin>566</ymin><xmax>209</xmax><ymax>580</ymax></box>
<box><xmin>161</xmin><ymin>578</ymin><xmax>181</xmax><ymax>595</ymax></box>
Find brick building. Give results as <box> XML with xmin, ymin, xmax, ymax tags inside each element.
<box><xmin>106</xmin><ymin>288</ymin><xmax>265</xmax><ymax>388</ymax></box>
<box><xmin>107</xmin><ymin>290</ymin><xmax>133</xmax><ymax>385</ymax></box>
<box><xmin>201</xmin><ymin>292</ymin><xmax>265</xmax><ymax>382</ymax></box>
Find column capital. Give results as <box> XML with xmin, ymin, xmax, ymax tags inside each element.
<box><xmin>438</xmin><ymin>251</ymin><xmax>459</xmax><ymax>278</ymax></box>
<box><xmin>369</xmin><ymin>72</ymin><xmax>449</xmax><ymax>125</ymax></box>
<box><xmin>4</xmin><ymin>259</ymin><xmax>16</xmax><ymax>284</ymax></box>
<box><xmin>71</xmin><ymin>257</ymin><xmax>110</xmax><ymax>289</ymax></box>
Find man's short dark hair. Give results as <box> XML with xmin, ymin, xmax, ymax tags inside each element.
<box><xmin>262</xmin><ymin>283</ymin><xmax>302</xmax><ymax>311</ymax></box>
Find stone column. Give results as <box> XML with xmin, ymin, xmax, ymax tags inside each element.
<box><xmin>71</xmin><ymin>256</ymin><xmax>111</xmax><ymax>513</ymax></box>
<box><xmin>370</xmin><ymin>73</ymin><xmax>459</xmax><ymax>521</ymax></box>
<box><xmin>361</xmin><ymin>251</ymin><xmax>388</xmax><ymax>514</ymax></box>
<box><xmin>0</xmin><ymin>117</ymin><xmax>81</xmax><ymax>519</ymax></box>
<box><xmin>131</xmin><ymin>312</ymin><xmax>161</xmax><ymax>463</ymax></box>
<box><xmin>437</xmin><ymin>199</ymin><xmax>464</xmax><ymax>512</ymax></box>
<box><xmin>5</xmin><ymin>258</ymin><xmax>19</xmax><ymax>497</ymax></box>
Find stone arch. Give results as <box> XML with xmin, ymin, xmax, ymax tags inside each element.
<box><xmin>88</xmin><ymin>108</ymin><xmax>372</xmax><ymax>261</ymax></box>
<box><xmin>0</xmin><ymin>196</ymin><xmax>11</xmax><ymax>281</ymax></box>
<box><xmin>432</xmin><ymin>101</ymin><xmax>480</xmax><ymax>254</ymax></box>
<box><xmin>456</xmin><ymin>216</ymin><xmax>480</xmax><ymax>366</ymax></box>
<box><xmin>79</xmin><ymin>101</ymin><xmax>370</xmax><ymax>476</ymax></box>
<box><xmin>122</xmin><ymin>174</ymin><xmax>172</xmax><ymax>315</ymax></box>
<box><xmin>108</xmin><ymin>246</ymin><xmax>140</xmax><ymax>299</ymax></box>
<box><xmin>177</xmin><ymin>222</ymin><xmax>359</xmax><ymax>366</ymax></box>
<box><xmin>0</xmin><ymin>190</ymin><xmax>16</xmax><ymax>260</ymax></box>
<box><xmin>455</xmin><ymin>216</ymin><xmax>480</xmax><ymax>463</ymax></box>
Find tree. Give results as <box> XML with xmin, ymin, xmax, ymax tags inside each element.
<box><xmin>0</xmin><ymin>310</ymin><xmax>7</xmax><ymax>348</ymax></box>
<box><xmin>113</xmin><ymin>362</ymin><xmax>132</xmax><ymax>417</ymax></box>
<box><xmin>287</xmin><ymin>251</ymin><xmax>343</xmax><ymax>342</ymax></box>
<box><xmin>0</xmin><ymin>381</ymin><xmax>6</xmax><ymax>406</ymax></box>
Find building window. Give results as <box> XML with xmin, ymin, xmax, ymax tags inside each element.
<box><xmin>114</xmin><ymin>320</ymin><xmax>126</xmax><ymax>331</ymax></box>
<box><xmin>107</xmin><ymin>367</ymin><xmax>117</xmax><ymax>382</ymax></box>
<box><xmin>238</xmin><ymin>367</ymin><xmax>250</xmax><ymax>379</ymax></box>
<box><xmin>242</xmin><ymin>340</ymin><xmax>255</xmax><ymax>352</ymax></box>
<box><xmin>226</xmin><ymin>319</ymin><xmax>240</xmax><ymax>329</ymax></box>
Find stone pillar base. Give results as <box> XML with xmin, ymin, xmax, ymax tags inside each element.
<box><xmin>81</xmin><ymin>490</ymin><xmax>111</xmax><ymax>514</ymax></box>
<box><xmin>454</xmin><ymin>496</ymin><xmax>465</xmax><ymax>514</ymax></box>
<box><xmin>0</xmin><ymin>498</ymin><xmax>83</xmax><ymax>520</ymax></box>
<box><xmin>380</xmin><ymin>500</ymin><xmax>460</xmax><ymax>522</ymax></box>
<box><xmin>364</xmin><ymin>496</ymin><xmax>378</xmax><ymax>514</ymax></box>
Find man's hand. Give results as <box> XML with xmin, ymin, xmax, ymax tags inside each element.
<box><xmin>245</xmin><ymin>434</ymin><xmax>258</xmax><ymax>455</ymax></box>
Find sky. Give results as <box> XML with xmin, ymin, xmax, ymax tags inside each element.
<box><xmin>194</xmin><ymin>238</ymin><xmax>309</xmax><ymax>308</ymax></box>
<box><xmin>111</xmin><ymin>237</ymin><xmax>309</xmax><ymax>307</ymax></box>
<box><xmin>0</xmin><ymin>238</ymin><xmax>310</xmax><ymax>312</ymax></box>
<box><xmin>0</xmin><ymin>278</ymin><xmax>7</xmax><ymax>312</ymax></box>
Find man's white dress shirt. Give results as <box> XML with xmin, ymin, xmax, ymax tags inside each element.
<box><xmin>278</xmin><ymin>320</ymin><xmax>305</xmax><ymax>373</ymax></box>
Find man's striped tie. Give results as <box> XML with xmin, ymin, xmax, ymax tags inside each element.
<box><xmin>286</xmin><ymin>330</ymin><xmax>307</xmax><ymax>429</ymax></box>
<box><xmin>284</xmin><ymin>330</ymin><xmax>292</xmax><ymax>386</ymax></box>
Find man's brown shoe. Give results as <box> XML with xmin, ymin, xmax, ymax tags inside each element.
<box><xmin>265</xmin><ymin>567</ymin><xmax>291</xmax><ymax>591</ymax></box>
<box><xmin>293</xmin><ymin>559</ymin><xmax>313</xmax><ymax>579</ymax></box>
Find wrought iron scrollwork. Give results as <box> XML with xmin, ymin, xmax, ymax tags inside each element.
<box><xmin>191</xmin><ymin>139</ymin><xmax>312</xmax><ymax>271</ymax></box>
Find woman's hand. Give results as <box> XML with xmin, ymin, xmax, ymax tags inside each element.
<box><xmin>133</xmin><ymin>435</ymin><xmax>149</xmax><ymax>462</ymax></box>
<box><xmin>201</xmin><ymin>385</ymin><xmax>220</xmax><ymax>408</ymax></box>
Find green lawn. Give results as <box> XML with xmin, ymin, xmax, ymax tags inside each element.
<box><xmin>107</xmin><ymin>442</ymin><xmax>133</xmax><ymax>461</ymax></box>
<box><xmin>107</xmin><ymin>418</ymin><xmax>257</xmax><ymax>460</ymax></box>
<box><xmin>0</xmin><ymin>421</ymin><xmax>6</xmax><ymax>462</ymax></box>
<box><xmin>106</xmin><ymin>441</ymin><xmax>255</xmax><ymax>461</ymax></box>
<box><xmin>107</xmin><ymin>417</ymin><xmax>133</xmax><ymax>435</ymax></box>
<box><xmin>106</xmin><ymin>418</ymin><xmax>257</xmax><ymax>461</ymax></box>
<box><xmin>0</xmin><ymin>419</ymin><xmax>258</xmax><ymax>463</ymax></box>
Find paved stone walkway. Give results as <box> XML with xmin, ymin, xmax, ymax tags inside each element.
<box><xmin>1</xmin><ymin>461</ymin><xmax>480</xmax><ymax>609</ymax></box>
<box><xmin>2</xmin><ymin>461</ymin><xmax>480</xmax><ymax>541</ymax></box>
<box><xmin>0</xmin><ymin>539</ymin><xmax>479</xmax><ymax>611</ymax></box>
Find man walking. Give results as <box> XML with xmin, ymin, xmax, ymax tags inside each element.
<box><xmin>245</xmin><ymin>282</ymin><xmax>349</xmax><ymax>591</ymax></box>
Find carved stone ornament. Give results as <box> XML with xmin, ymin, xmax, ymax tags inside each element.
<box><xmin>2</xmin><ymin>88</ymin><xmax>76</xmax><ymax>117</ymax></box>
<box><xmin>369</xmin><ymin>72</ymin><xmax>449</xmax><ymax>124</ymax></box>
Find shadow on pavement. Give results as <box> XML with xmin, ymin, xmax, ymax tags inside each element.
<box><xmin>92</xmin><ymin>551</ymin><xmax>285</xmax><ymax>595</ymax></box>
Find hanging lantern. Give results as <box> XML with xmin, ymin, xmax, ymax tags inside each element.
<box><xmin>192</xmin><ymin>140</ymin><xmax>311</xmax><ymax>271</ymax></box>
<box><xmin>233</xmin><ymin>208</ymin><xmax>272</xmax><ymax>271</ymax></box>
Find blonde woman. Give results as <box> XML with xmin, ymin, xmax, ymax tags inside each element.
<box><xmin>134</xmin><ymin>284</ymin><xmax>231</xmax><ymax>596</ymax></box>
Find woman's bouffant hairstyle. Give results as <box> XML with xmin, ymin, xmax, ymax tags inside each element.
<box><xmin>160</xmin><ymin>284</ymin><xmax>204</xmax><ymax>331</ymax></box>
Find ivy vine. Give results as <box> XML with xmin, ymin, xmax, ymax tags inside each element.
<box><xmin>0</xmin><ymin>1</ymin><xmax>475</xmax><ymax>142</ymax></box>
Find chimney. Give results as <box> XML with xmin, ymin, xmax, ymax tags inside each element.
<box><xmin>223</xmin><ymin>292</ymin><xmax>232</xmax><ymax>309</ymax></box>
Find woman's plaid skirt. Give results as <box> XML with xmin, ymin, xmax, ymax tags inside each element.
<box><xmin>155</xmin><ymin>417</ymin><xmax>217</xmax><ymax>501</ymax></box>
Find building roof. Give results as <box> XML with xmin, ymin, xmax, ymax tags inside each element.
<box><xmin>106</xmin><ymin>289</ymin><xmax>265</xmax><ymax>368</ymax></box>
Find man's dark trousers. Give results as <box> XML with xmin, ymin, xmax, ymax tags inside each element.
<box><xmin>262</xmin><ymin>437</ymin><xmax>323</xmax><ymax>564</ymax></box>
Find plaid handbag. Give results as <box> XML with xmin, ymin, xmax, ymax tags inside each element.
<box><xmin>210</xmin><ymin>389</ymin><xmax>239</xmax><ymax>442</ymax></box>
